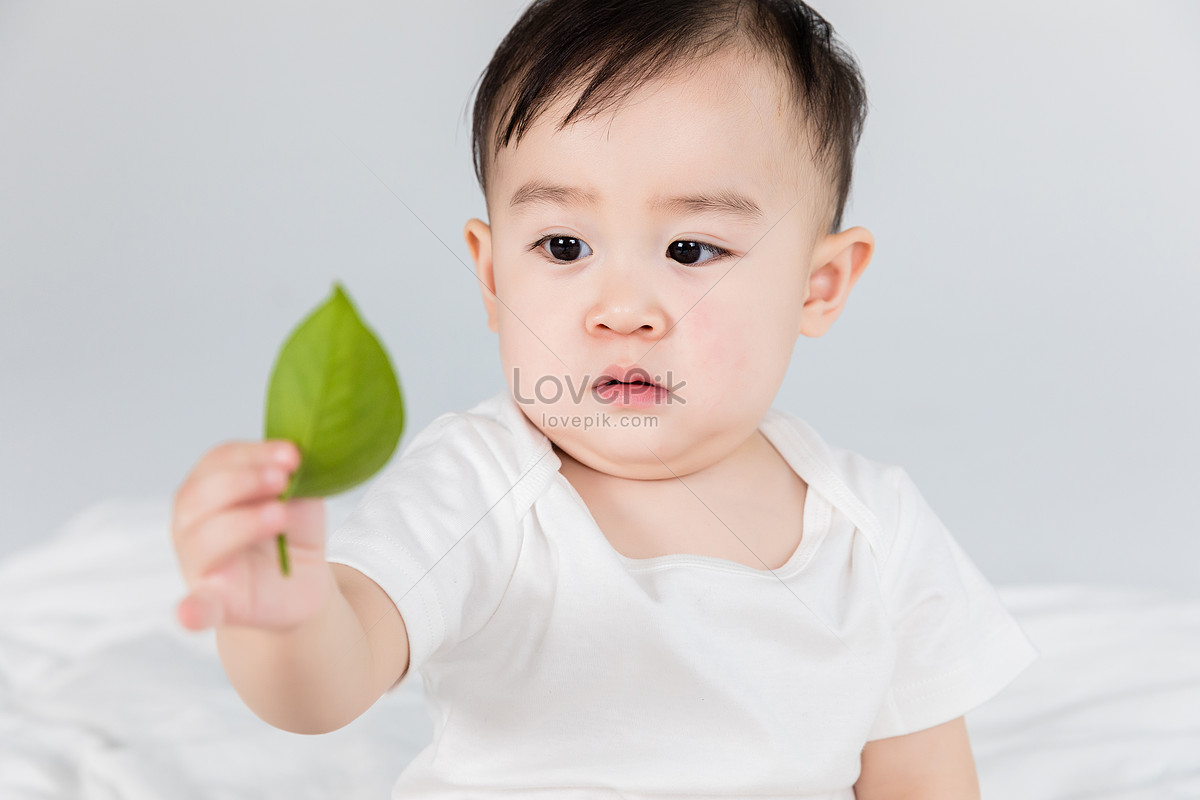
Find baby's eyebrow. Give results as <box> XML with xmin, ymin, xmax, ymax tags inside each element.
<box><xmin>507</xmin><ymin>179</ymin><xmax>765</xmax><ymax>223</ymax></box>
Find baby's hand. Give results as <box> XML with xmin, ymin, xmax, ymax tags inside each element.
<box><xmin>171</xmin><ymin>440</ymin><xmax>329</xmax><ymax>632</ymax></box>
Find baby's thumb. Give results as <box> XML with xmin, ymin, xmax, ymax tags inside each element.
<box><xmin>177</xmin><ymin>588</ymin><xmax>224</xmax><ymax>631</ymax></box>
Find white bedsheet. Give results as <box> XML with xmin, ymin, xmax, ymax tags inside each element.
<box><xmin>0</xmin><ymin>499</ymin><xmax>1197</xmax><ymax>799</ymax></box>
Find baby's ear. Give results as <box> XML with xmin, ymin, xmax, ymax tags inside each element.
<box><xmin>798</xmin><ymin>226</ymin><xmax>875</xmax><ymax>338</ymax></box>
<box><xmin>463</xmin><ymin>218</ymin><xmax>499</xmax><ymax>333</ymax></box>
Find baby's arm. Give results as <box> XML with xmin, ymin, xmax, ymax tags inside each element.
<box><xmin>215</xmin><ymin>566</ymin><xmax>399</xmax><ymax>735</ymax></box>
<box><xmin>852</xmin><ymin>716</ymin><xmax>980</xmax><ymax>800</ymax></box>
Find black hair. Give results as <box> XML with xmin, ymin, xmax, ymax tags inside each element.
<box><xmin>465</xmin><ymin>0</ymin><xmax>869</xmax><ymax>234</ymax></box>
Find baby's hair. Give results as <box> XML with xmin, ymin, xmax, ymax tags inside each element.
<box><xmin>466</xmin><ymin>0</ymin><xmax>869</xmax><ymax>235</ymax></box>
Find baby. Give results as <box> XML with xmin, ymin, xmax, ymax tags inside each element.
<box><xmin>171</xmin><ymin>1</ymin><xmax>1039</xmax><ymax>798</ymax></box>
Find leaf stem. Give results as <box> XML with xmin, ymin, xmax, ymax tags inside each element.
<box><xmin>276</xmin><ymin>473</ymin><xmax>298</xmax><ymax>578</ymax></box>
<box><xmin>277</xmin><ymin>533</ymin><xmax>291</xmax><ymax>576</ymax></box>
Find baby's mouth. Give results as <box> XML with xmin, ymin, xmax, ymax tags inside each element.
<box><xmin>592</xmin><ymin>378</ymin><xmax>671</xmax><ymax>409</ymax></box>
<box><xmin>590</xmin><ymin>363</ymin><xmax>672</xmax><ymax>406</ymax></box>
<box><xmin>591</xmin><ymin>363</ymin><xmax>666</xmax><ymax>391</ymax></box>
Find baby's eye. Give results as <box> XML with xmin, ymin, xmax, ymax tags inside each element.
<box><xmin>536</xmin><ymin>235</ymin><xmax>592</xmax><ymax>262</ymax></box>
<box><xmin>667</xmin><ymin>240</ymin><xmax>731</xmax><ymax>266</ymax></box>
<box><xmin>530</xmin><ymin>235</ymin><xmax>731</xmax><ymax>266</ymax></box>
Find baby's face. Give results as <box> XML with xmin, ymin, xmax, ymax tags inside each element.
<box><xmin>464</xmin><ymin>48</ymin><xmax>871</xmax><ymax>479</ymax></box>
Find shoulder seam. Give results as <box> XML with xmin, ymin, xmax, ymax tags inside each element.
<box><xmin>764</xmin><ymin>409</ymin><xmax>889</xmax><ymax>564</ymax></box>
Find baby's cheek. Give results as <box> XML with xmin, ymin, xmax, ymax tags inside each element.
<box><xmin>680</xmin><ymin>302</ymin><xmax>791</xmax><ymax>413</ymax></box>
<box><xmin>675</xmin><ymin>303</ymin><xmax>747</xmax><ymax>381</ymax></box>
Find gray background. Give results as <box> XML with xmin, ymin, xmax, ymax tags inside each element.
<box><xmin>2</xmin><ymin>2</ymin><xmax>1196</xmax><ymax>595</ymax></box>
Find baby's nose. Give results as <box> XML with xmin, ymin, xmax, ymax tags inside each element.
<box><xmin>586</xmin><ymin>297</ymin><xmax>666</xmax><ymax>337</ymax></box>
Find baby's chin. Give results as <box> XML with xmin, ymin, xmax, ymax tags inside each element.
<box><xmin>542</xmin><ymin>417</ymin><xmax>731</xmax><ymax>483</ymax></box>
<box><xmin>554</xmin><ymin>443</ymin><xmax>683</xmax><ymax>482</ymax></box>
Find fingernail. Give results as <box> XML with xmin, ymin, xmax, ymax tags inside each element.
<box><xmin>273</xmin><ymin>444</ymin><xmax>297</xmax><ymax>467</ymax></box>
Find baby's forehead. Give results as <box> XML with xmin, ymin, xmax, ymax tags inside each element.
<box><xmin>493</xmin><ymin>134</ymin><xmax>814</xmax><ymax>223</ymax></box>
<box><xmin>495</xmin><ymin>64</ymin><xmax>814</xmax><ymax>199</ymax></box>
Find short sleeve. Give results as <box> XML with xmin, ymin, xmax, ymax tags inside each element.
<box><xmin>324</xmin><ymin>413</ymin><xmax>524</xmax><ymax>693</ymax></box>
<box><xmin>865</xmin><ymin>470</ymin><xmax>1039</xmax><ymax>741</ymax></box>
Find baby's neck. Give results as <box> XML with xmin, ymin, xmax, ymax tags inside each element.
<box><xmin>552</xmin><ymin>428</ymin><xmax>781</xmax><ymax>503</ymax></box>
<box><xmin>552</xmin><ymin>427</ymin><xmax>808</xmax><ymax>568</ymax></box>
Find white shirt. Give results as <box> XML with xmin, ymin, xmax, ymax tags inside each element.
<box><xmin>326</xmin><ymin>390</ymin><xmax>1039</xmax><ymax>799</ymax></box>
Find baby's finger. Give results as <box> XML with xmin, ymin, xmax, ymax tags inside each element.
<box><xmin>188</xmin><ymin>440</ymin><xmax>300</xmax><ymax>487</ymax></box>
<box><xmin>174</xmin><ymin>464</ymin><xmax>291</xmax><ymax>537</ymax></box>
<box><xmin>176</xmin><ymin>584</ymin><xmax>226</xmax><ymax>631</ymax></box>
<box><xmin>177</xmin><ymin>500</ymin><xmax>286</xmax><ymax>586</ymax></box>
<box><xmin>174</xmin><ymin>440</ymin><xmax>298</xmax><ymax>530</ymax></box>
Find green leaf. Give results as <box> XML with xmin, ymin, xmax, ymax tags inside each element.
<box><xmin>263</xmin><ymin>281</ymin><xmax>405</xmax><ymax>575</ymax></box>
